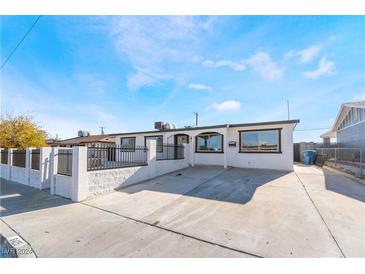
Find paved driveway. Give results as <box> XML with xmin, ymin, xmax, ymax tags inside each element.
<box><xmin>1</xmin><ymin>165</ymin><xmax>364</xmax><ymax>257</ymax></box>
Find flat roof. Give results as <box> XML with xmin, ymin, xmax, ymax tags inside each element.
<box><xmin>109</xmin><ymin>119</ymin><xmax>300</xmax><ymax>137</ymax></box>
<box><xmin>57</xmin><ymin>135</ymin><xmax>116</xmax><ymax>145</ymax></box>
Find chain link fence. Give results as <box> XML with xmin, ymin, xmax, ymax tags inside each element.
<box><xmin>315</xmin><ymin>147</ymin><xmax>364</xmax><ymax>177</ymax></box>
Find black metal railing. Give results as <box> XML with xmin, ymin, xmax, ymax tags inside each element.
<box><xmin>1</xmin><ymin>150</ymin><xmax>8</xmax><ymax>164</ymax></box>
<box><xmin>12</xmin><ymin>150</ymin><xmax>26</xmax><ymax>168</ymax></box>
<box><xmin>87</xmin><ymin>144</ymin><xmax>148</xmax><ymax>171</ymax></box>
<box><xmin>58</xmin><ymin>149</ymin><xmax>72</xmax><ymax>176</ymax></box>
<box><xmin>31</xmin><ymin>149</ymin><xmax>40</xmax><ymax>170</ymax></box>
<box><xmin>156</xmin><ymin>144</ymin><xmax>184</xmax><ymax>161</ymax></box>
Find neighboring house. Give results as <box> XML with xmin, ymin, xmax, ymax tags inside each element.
<box><xmin>112</xmin><ymin>119</ymin><xmax>300</xmax><ymax>171</ymax></box>
<box><xmin>321</xmin><ymin>101</ymin><xmax>365</xmax><ymax>150</ymax></box>
<box><xmin>46</xmin><ymin>138</ymin><xmax>60</xmax><ymax>146</ymax></box>
<box><xmin>54</xmin><ymin>135</ymin><xmax>116</xmax><ymax>147</ymax></box>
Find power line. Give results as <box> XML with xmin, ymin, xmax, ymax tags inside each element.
<box><xmin>1</xmin><ymin>15</ymin><xmax>42</xmax><ymax>70</ymax></box>
<box><xmin>294</xmin><ymin>127</ymin><xmax>331</xmax><ymax>131</ymax></box>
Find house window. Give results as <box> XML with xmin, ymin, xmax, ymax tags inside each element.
<box><xmin>240</xmin><ymin>129</ymin><xmax>281</xmax><ymax>153</ymax></box>
<box><xmin>145</xmin><ymin>135</ymin><xmax>163</xmax><ymax>152</ymax></box>
<box><xmin>120</xmin><ymin>137</ymin><xmax>136</xmax><ymax>151</ymax></box>
<box><xmin>196</xmin><ymin>132</ymin><xmax>223</xmax><ymax>153</ymax></box>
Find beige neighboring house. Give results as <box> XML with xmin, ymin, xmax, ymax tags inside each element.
<box><xmin>54</xmin><ymin>135</ymin><xmax>116</xmax><ymax>147</ymax></box>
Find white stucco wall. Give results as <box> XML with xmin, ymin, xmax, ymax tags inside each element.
<box><xmin>10</xmin><ymin>166</ymin><xmax>28</xmax><ymax>185</ymax></box>
<box><xmin>54</xmin><ymin>174</ymin><xmax>72</xmax><ymax>199</ymax></box>
<box><xmin>39</xmin><ymin>147</ymin><xmax>52</xmax><ymax>189</ymax></box>
<box><xmin>0</xmin><ymin>164</ymin><xmax>9</xmax><ymax>180</ymax></box>
<box><xmin>115</xmin><ymin>122</ymin><xmax>296</xmax><ymax>171</ymax></box>
<box><xmin>155</xmin><ymin>159</ymin><xmax>189</xmax><ymax>177</ymax></box>
<box><xmin>29</xmin><ymin>169</ymin><xmax>40</xmax><ymax>188</ymax></box>
<box><xmin>226</xmin><ymin>124</ymin><xmax>295</xmax><ymax>171</ymax></box>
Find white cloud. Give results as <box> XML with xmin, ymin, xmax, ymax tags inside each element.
<box><xmin>200</xmin><ymin>52</ymin><xmax>282</xmax><ymax>81</ymax></box>
<box><xmin>202</xmin><ymin>59</ymin><xmax>246</xmax><ymax>71</ymax></box>
<box><xmin>108</xmin><ymin>16</ymin><xmax>216</xmax><ymax>90</ymax></box>
<box><xmin>285</xmin><ymin>44</ymin><xmax>322</xmax><ymax>63</ymax></box>
<box><xmin>303</xmin><ymin>57</ymin><xmax>336</xmax><ymax>79</ymax></box>
<box><xmin>245</xmin><ymin>52</ymin><xmax>283</xmax><ymax>81</ymax></box>
<box><xmin>188</xmin><ymin>83</ymin><xmax>212</xmax><ymax>92</ymax></box>
<box><xmin>212</xmin><ymin>100</ymin><xmax>241</xmax><ymax>112</ymax></box>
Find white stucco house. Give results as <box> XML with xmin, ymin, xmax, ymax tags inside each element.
<box><xmin>112</xmin><ymin>119</ymin><xmax>300</xmax><ymax>171</ymax></box>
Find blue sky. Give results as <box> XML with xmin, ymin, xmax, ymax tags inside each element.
<box><xmin>1</xmin><ymin>16</ymin><xmax>364</xmax><ymax>141</ymax></box>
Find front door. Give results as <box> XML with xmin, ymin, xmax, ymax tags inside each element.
<box><xmin>174</xmin><ymin>135</ymin><xmax>189</xmax><ymax>159</ymax></box>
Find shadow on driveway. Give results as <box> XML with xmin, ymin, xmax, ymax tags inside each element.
<box><xmin>322</xmin><ymin>168</ymin><xmax>365</xmax><ymax>203</ymax></box>
<box><xmin>0</xmin><ymin>178</ymin><xmax>71</xmax><ymax>217</ymax></box>
<box><xmin>119</xmin><ymin>167</ymin><xmax>291</xmax><ymax>205</ymax></box>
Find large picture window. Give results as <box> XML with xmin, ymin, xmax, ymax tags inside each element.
<box><xmin>196</xmin><ymin>132</ymin><xmax>223</xmax><ymax>153</ymax></box>
<box><xmin>120</xmin><ymin>137</ymin><xmax>136</xmax><ymax>151</ymax></box>
<box><xmin>144</xmin><ymin>135</ymin><xmax>163</xmax><ymax>153</ymax></box>
<box><xmin>240</xmin><ymin>129</ymin><xmax>281</xmax><ymax>153</ymax></box>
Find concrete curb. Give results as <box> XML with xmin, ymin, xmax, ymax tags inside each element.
<box><xmin>322</xmin><ymin>165</ymin><xmax>365</xmax><ymax>185</ymax></box>
<box><xmin>0</xmin><ymin>219</ymin><xmax>36</xmax><ymax>258</ymax></box>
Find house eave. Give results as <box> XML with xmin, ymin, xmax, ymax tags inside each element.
<box><xmin>109</xmin><ymin>119</ymin><xmax>300</xmax><ymax>137</ymax></box>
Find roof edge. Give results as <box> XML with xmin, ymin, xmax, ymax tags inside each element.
<box><xmin>109</xmin><ymin>119</ymin><xmax>300</xmax><ymax>136</ymax></box>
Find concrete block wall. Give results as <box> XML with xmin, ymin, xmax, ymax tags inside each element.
<box><xmin>85</xmin><ymin>141</ymin><xmax>190</xmax><ymax>200</ymax></box>
<box><xmin>87</xmin><ymin>166</ymin><xmax>150</xmax><ymax>198</ymax></box>
<box><xmin>1</xmin><ymin>142</ymin><xmax>190</xmax><ymax>202</ymax></box>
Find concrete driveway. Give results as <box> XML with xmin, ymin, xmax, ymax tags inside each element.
<box><xmin>1</xmin><ymin>165</ymin><xmax>364</xmax><ymax>257</ymax></box>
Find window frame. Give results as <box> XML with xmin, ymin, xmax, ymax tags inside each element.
<box><xmin>120</xmin><ymin>137</ymin><xmax>136</xmax><ymax>152</ymax></box>
<box><xmin>144</xmin><ymin>135</ymin><xmax>163</xmax><ymax>153</ymax></box>
<box><xmin>239</xmin><ymin>128</ymin><xmax>282</xmax><ymax>154</ymax></box>
<box><xmin>195</xmin><ymin>132</ymin><xmax>224</xmax><ymax>153</ymax></box>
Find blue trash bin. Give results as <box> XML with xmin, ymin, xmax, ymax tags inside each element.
<box><xmin>303</xmin><ymin>150</ymin><xmax>316</xmax><ymax>165</ymax></box>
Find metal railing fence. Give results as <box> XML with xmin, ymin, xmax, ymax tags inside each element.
<box><xmin>12</xmin><ymin>150</ymin><xmax>26</xmax><ymax>168</ymax></box>
<box><xmin>87</xmin><ymin>144</ymin><xmax>148</xmax><ymax>171</ymax></box>
<box><xmin>1</xmin><ymin>150</ymin><xmax>8</xmax><ymax>164</ymax></box>
<box><xmin>58</xmin><ymin>149</ymin><xmax>72</xmax><ymax>176</ymax></box>
<box><xmin>156</xmin><ymin>144</ymin><xmax>185</xmax><ymax>161</ymax></box>
<box><xmin>31</xmin><ymin>149</ymin><xmax>40</xmax><ymax>170</ymax></box>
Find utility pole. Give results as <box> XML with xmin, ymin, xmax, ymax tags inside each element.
<box><xmin>194</xmin><ymin>112</ymin><xmax>199</xmax><ymax>127</ymax></box>
<box><xmin>100</xmin><ymin>126</ymin><xmax>105</xmax><ymax>135</ymax></box>
<box><xmin>287</xmin><ymin>99</ymin><xmax>290</xmax><ymax>120</ymax></box>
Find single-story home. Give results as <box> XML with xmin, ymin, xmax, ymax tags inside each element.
<box><xmin>111</xmin><ymin>119</ymin><xmax>300</xmax><ymax>171</ymax></box>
